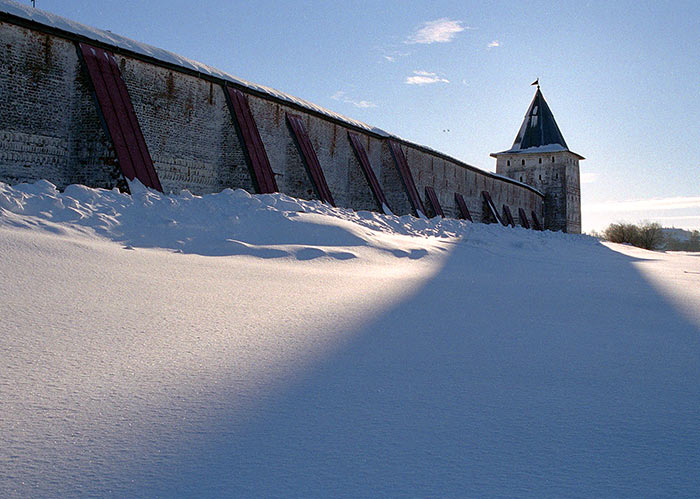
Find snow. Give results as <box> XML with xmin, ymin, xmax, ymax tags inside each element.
<box><xmin>493</xmin><ymin>143</ymin><xmax>572</xmax><ymax>155</ymax></box>
<box><xmin>0</xmin><ymin>0</ymin><xmax>543</xmax><ymax>196</ymax></box>
<box><xmin>1</xmin><ymin>180</ymin><xmax>700</xmax><ymax>497</ymax></box>
<box><xmin>0</xmin><ymin>0</ymin><xmax>385</xmax><ymax>137</ymax></box>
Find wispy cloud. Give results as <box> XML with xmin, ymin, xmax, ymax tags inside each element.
<box><xmin>350</xmin><ymin>100</ymin><xmax>377</xmax><ymax>109</ymax></box>
<box><xmin>406</xmin><ymin>18</ymin><xmax>468</xmax><ymax>44</ymax></box>
<box><xmin>487</xmin><ymin>40</ymin><xmax>500</xmax><ymax>49</ymax></box>
<box><xmin>405</xmin><ymin>70</ymin><xmax>450</xmax><ymax>85</ymax></box>
<box><xmin>580</xmin><ymin>172</ymin><xmax>598</xmax><ymax>184</ymax></box>
<box><xmin>377</xmin><ymin>48</ymin><xmax>411</xmax><ymax>63</ymax></box>
<box><xmin>652</xmin><ymin>215</ymin><xmax>700</xmax><ymax>221</ymax></box>
<box><xmin>583</xmin><ymin>196</ymin><xmax>700</xmax><ymax>232</ymax></box>
<box><xmin>331</xmin><ymin>91</ymin><xmax>377</xmax><ymax>108</ymax></box>
<box><xmin>586</xmin><ymin>196</ymin><xmax>700</xmax><ymax>213</ymax></box>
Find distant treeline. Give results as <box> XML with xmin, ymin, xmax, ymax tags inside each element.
<box><xmin>590</xmin><ymin>223</ymin><xmax>700</xmax><ymax>251</ymax></box>
<box><xmin>665</xmin><ymin>230</ymin><xmax>700</xmax><ymax>251</ymax></box>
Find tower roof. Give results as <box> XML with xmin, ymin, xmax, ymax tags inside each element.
<box><xmin>491</xmin><ymin>87</ymin><xmax>583</xmax><ymax>158</ymax></box>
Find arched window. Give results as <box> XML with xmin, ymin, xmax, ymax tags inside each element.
<box><xmin>507</xmin><ymin>160</ymin><xmax>510</xmax><ymax>166</ymax></box>
<box><xmin>551</xmin><ymin>156</ymin><xmax>555</xmax><ymax>162</ymax></box>
<box><xmin>521</xmin><ymin>159</ymin><xmax>525</xmax><ymax>166</ymax></box>
<box><xmin>538</xmin><ymin>157</ymin><xmax>542</xmax><ymax>164</ymax></box>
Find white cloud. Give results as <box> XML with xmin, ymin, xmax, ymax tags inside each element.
<box><xmin>378</xmin><ymin>49</ymin><xmax>411</xmax><ymax>63</ymax></box>
<box><xmin>580</xmin><ymin>172</ymin><xmax>598</xmax><ymax>184</ymax></box>
<box><xmin>405</xmin><ymin>70</ymin><xmax>450</xmax><ymax>85</ymax></box>
<box><xmin>351</xmin><ymin>100</ymin><xmax>377</xmax><ymax>108</ymax></box>
<box><xmin>406</xmin><ymin>18</ymin><xmax>467</xmax><ymax>44</ymax></box>
<box><xmin>586</xmin><ymin>196</ymin><xmax>700</xmax><ymax>213</ymax></box>
<box><xmin>582</xmin><ymin>197</ymin><xmax>700</xmax><ymax>232</ymax></box>
<box><xmin>487</xmin><ymin>40</ymin><xmax>500</xmax><ymax>48</ymax></box>
<box><xmin>331</xmin><ymin>90</ymin><xmax>377</xmax><ymax>108</ymax></box>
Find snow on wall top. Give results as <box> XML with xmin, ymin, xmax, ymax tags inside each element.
<box><xmin>492</xmin><ymin>144</ymin><xmax>570</xmax><ymax>155</ymax></box>
<box><xmin>0</xmin><ymin>0</ymin><xmax>384</xmax><ymax>134</ymax></box>
<box><xmin>0</xmin><ymin>0</ymin><xmax>543</xmax><ymax>197</ymax></box>
<box><xmin>492</xmin><ymin>143</ymin><xmax>584</xmax><ymax>160</ymax></box>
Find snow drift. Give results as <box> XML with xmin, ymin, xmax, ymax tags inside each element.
<box><xmin>1</xmin><ymin>181</ymin><xmax>699</xmax><ymax>497</ymax></box>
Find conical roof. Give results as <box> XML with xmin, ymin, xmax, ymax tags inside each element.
<box><xmin>513</xmin><ymin>88</ymin><xmax>568</xmax><ymax>150</ymax></box>
<box><xmin>492</xmin><ymin>88</ymin><xmax>582</xmax><ymax>158</ymax></box>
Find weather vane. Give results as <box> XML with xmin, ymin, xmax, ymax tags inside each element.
<box><xmin>531</xmin><ymin>78</ymin><xmax>540</xmax><ymax>89</ymax></box>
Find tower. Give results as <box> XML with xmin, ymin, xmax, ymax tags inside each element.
<box><xmin>491</xmin><ymin>86</ymin><xmax>583</xmax><ymax>233</ymax></box>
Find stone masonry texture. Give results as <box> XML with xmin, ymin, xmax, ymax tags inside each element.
<box><xmin>1</xmin><ymin>19</ymin><xmax>545</xmax><ymax>224</ymax></box>
<box><xmin>495</xmin><ymin>151</ymin><xmax>581</xmax><ymax>232</ymax></box>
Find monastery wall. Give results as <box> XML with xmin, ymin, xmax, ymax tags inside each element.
<box><xmin>495</xmin><ymin>152</ymin><xmax>580</xmax><ymax>232</ymax></box>
<box><xmin>0</xmin><ymin>16</ymin><xmax>544</xmax><ymax>226</ymax></box>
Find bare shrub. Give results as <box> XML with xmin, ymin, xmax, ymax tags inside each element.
<box><xmin>636</xmin><ymin>222</ymin><xmax>664</xmax><ymax>250</ymax></box>
<box><xmin>603</xmin><ymin>223</ymin><xmax>640</xmax><ymax>245</ymax></box>
<box><xmin>602</xmin><ymin>222</ymin><xmax>664</xmax><ymax>250</ymax></box>
<box><xmin>690</xmin><ymin>231</ymin><xmax>700</xmax><ymax>251</ymax></box>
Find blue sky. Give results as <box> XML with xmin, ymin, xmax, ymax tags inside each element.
<box><xmin>29</xmin><ymin>0</ymin><xmax>700</xmax><ymax>231</ymax></box>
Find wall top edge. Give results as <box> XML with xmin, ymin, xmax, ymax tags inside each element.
<box><xmin>0</xmin><ymin>0</ymin><xmax>543</xmax><ymax>199</ymax></box>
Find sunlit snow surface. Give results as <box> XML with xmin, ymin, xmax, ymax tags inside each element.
<box><xmin>1</xmin><ymin>181</ymin><xmax>699</xmax><ymax>497</ymax></box>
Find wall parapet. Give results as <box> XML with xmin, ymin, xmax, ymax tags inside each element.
<box><xmin>0</xmin><ymin>0</ymin><xmax>544</xmax><ymax>226</ymax></box>
<box><xmin>0</xmin><ymin>1</ymin><xmax>543</xmax><ymax>199</ymax></box>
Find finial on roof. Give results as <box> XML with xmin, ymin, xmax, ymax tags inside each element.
<box><xmin>491</xmin><ymin>81</ymin><xmax>584</xmax><ymax>159</ymax></box>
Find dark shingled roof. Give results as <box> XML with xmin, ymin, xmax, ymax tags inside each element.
<box><xmin>513</xmin><ymin>88</ymin><xmax>568</xmax><ymax>150</ymax></box>
<box><xmin>492</xmin><ymin>88</ymin><xmax>583</xmax><ymax>159</ymax></box>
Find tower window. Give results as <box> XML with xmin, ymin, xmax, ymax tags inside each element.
<box><xmin>539</xmin><ymin>157</ymin><xmax>542</xmax><ymax>164</ymax></box>
<box><xmin>539</xmin><ymin>174</ymin><xmax>542</xmax><ymax>181</ymax></box>
<box><xmin>521</xmin><ymin>159</ymin><xmax>525</xmax><ymax>166</ymax></box>
<box><xmin>507</xmin><ymin>160</ymin><xmax>510</xmax><ymax>166</ymax></box>
<box><xmin>520</xmin><ymin>176</ymin><xmax>523</xmax><ymax>182</ymax></box>
<box><xmin>551</xmin><ymin>156</ymin><xmax>555</xmax><ymax>162</ymax></box>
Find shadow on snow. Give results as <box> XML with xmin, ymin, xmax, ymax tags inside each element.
<box><xmin>125</xmin><ymin>240</ymin><xmax>700</xmax><ymax>497</ymax></box>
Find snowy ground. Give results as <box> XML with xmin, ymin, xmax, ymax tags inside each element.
<box><xmin>1</xmin><ymin>181</ymin><xmax>699</xmax><ymax>497</ymax></box>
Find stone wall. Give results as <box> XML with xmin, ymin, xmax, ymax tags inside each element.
<box><xmin>0</xmin><ymin>22</ymin><xmax>121</xmax><ymax>189</ymax></box>
<box><xmin>495</xmin><ymin>151</ymin><xmax>581</xmax><ymax>232</ymax></box>
<box><xmin>0</xmin><ymin>18</ymin><xmax>544</xmax><ymax>224</ymax></box>
<box><xmin>405</xmin><ymin>143</ymin><xmax>544</xmax><ymax>223</ymax></box>
<box><xmin>564</xmin><ymin>161</ymin><xmax>582</xmax><ymax>233</ymax></box>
